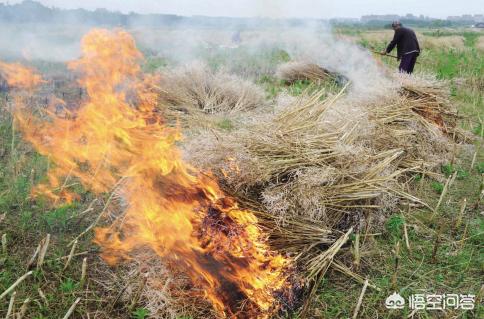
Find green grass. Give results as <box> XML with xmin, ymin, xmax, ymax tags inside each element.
<box><xmin>132</xmin><ymin>308</ymin><xmax>150</xmax><ymax>319</ymax></box>
<box><xmin>463</xmin><ymin>32</ymin><xmax>480</xmax><ymax>48</ymax></box>
<box><xmin>0</xmin><ymin>100</ymin><xmax>110</xmax><ymax>317</ymax></box>
<box><xmin>203</xmin><ymin>46</ymin><xmax>291</xmax><ymax>79</ymax></box>
<box><xmin>215</xmin><ymin>118</ymin><xmax>234</xmax><ymax>131</ymax></box>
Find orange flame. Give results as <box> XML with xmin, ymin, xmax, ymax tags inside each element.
<box><xmin>3</xmin><ymin>29</ymin><xmax>290</xmax><ymax>318</ymax></box>
<box><xmin>0</xmin><ymin>61</ymin><xmax>44</xmax><ymax>89</ymax></box>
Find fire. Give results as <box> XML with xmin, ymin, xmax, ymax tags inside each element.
<box><xmin>1</xmin><ymin>29</ymin><xmax>290</xmax><ymax>317</ymax></box>
<box><xmin>0</xmin><ymin>61</ymin><xmax>44</xmax><ymax>89</ymax></box>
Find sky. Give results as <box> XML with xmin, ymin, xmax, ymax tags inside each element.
<box><xmin>2</xmin><ymin>0</ymin><xmax>483</xmax><ymax>19</ymax></box>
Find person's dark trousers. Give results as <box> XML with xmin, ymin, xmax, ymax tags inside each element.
<box><xmin>399</xmin><ymin>52</ymin><xmax>418</xmax><ymax>74</ymax></box>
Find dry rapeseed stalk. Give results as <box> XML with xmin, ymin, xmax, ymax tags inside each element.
<box><xmin>186</xmin><ymin>75</ymin><xmax>460</xmax><ymax>280</ymax></box>
<box><xmin>159</xmin><ymin>63</ymin><xmax>265</xmax><ymax>120</ymax></box>
<box><xmin>6</xmin><ymin>291</ymin><xmax>16</xmax><ymax>318</ymax></box>
<box><xmin>17</xmin><ymin>298</ymin><xmax>30</xmax><ymax>319</ymax></box>
<box><xmin>63</xmin><ymin>239</ymin><xmax>78</xmax><ymax>271</ymax></box>
<box><xmin>399</xmin><ymin>79</ymin><xmax>457</xmax><ymax>132</ymax></box>
<box><xmin>189</xmin><ymin>85</ymin><xmax>428</xmax><ymax>225</ymax></box>
<box><xmin>37</xmin><ymin>233</ymin><xmax>50</xmax><ymax>269</ymax></box>
<box><xmin>276</xmin><ymin>61</ymin><xmax>335</xmax><ymax>84</ymax></box>
<box><xmin>100</xmin><ymin>253</ymin><xmax>218</xmax><ymax>319</ymax></box>
<box><xmin>1</xmin><ymin>233</ymin><xmax>6</xmax><ymax>255</ymax></box>
<box><xmin>62</xmin><ymin>297</ymin><xmax>81</xmax><ymax>319</ymax></box>
<box><xmin>0</xmin><ymin>271</ymin><xmax>32</xmax><ymax>301</ymax></box>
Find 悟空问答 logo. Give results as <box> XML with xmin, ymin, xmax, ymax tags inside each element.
<box><xmin>385</xmin><ymin>292</ymin><xmax>405</xmax><ymax>309</ymax></box>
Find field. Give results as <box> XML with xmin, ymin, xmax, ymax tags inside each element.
<box><xmin>0</xmin><ymin>25</ymin><xmax>483</xmax><ymax>319</ymax></box>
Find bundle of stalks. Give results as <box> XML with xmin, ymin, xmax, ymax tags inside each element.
<box><xmin>187</xmin><ymin>74</ymin><xmax>459</xmax><ymax>235</ymax></box>
<box><xmin>158</xmin><ymin>63</ymin><xmax>265</xmax><ymax>120</ymax></box>
<box><xmin>181</xmin><ymin>78</ymin><xmax>462</xmax><ymax>316</ymax></box>
<box><xmin>367</xmin><ymin>95</ymin><xmax>453</xmax><ymax>174</ymax></box>
<box><xmin>398</xmin><ymin>76</ymin><xmax>460</xmax><ymax>135</ymax></box>
<box><xmin>276</xmin><ymin>61</ymin><xmax>336</xmax><ymax>84</ymax></box>
<box><xmin>339</xmin><ymin>80</ymin><xmax>458</xmax><ymax>176</ymax></box>
<box><xmin>99</xmin><ymin>253</ymin><xmax>217</xmax><ymax>319</ymax></box>
<box><xmin>190</xmin><ymin>87</ymin><xmax>418</xmax><ymax>227</ymax></box>
<box><xmin>251</xmin><ymin>208</ymin><xmax>336</xmax><ymax>258</ymax></box>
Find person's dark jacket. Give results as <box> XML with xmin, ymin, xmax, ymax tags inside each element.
<box><xmin>386</xmin><ymin>27</ymin><xmax>420</xmax><ymax>58</ymax></box>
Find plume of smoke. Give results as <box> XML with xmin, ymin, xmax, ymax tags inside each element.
<box><xmin>0</xmin><ymin>2</ymin><xmax>396</xmax><ymax>97</ymax></box>
<box><xmin>0</xmin><ymin>23</ymin><xmax>89</xmax><ymax>62</ymax></box>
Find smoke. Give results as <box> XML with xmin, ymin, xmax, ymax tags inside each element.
<box><xmin>0</xmin><ymin>2</ymin><xmax>393</xmax><ymax>96</ymax></box>
<box><xmin>128</xmin><ymin>1</ymin><xmax>391</xmax><ymax>96</ymax></box>
<box><xmin>272</xmin><ymin>22</ymin><xmax>393</xmax><ymax>96</ymax></box>
<box><xmin>0</xmin><ymin>23</ymin><xmax>90</xmax><ymax>62</ymax></box>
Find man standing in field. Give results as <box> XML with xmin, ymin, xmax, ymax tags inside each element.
<box><xmin>381</xmin><ymin>21</ymin><xmax>420</xmax><ymax>74</ymax></box>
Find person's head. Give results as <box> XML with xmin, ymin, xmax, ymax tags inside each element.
<box><xmin>391</xmin><ymin>21</ymin><xmax>402</xmax><ymax>30</ymax></box>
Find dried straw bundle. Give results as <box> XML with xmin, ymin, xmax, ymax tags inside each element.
<box><xmin>275</xmin><ymin>61</ymin><xmax>336</xmax><ymax>84</ymax></box>
<box><xmin>98</xmin><ymin>253</ymin><xmax>217</xmax><ymax>319</ymax></box>
<box><xmin>159</xmin><ymin>63</ymin><xmax>265</xmax><ymax>117</ymax></box>
<box><xmin>367</xmin><ymin>97</ymin><xmax>451</xmax><ymax>176</ymax></box>
<box><xmin>399</xmin><ymin>81</ymin><xmax>458</xmax><ymax>134</ymax></box>
<box><xmin>188</xmin><ymin>95</ymin><xmax>399</xmax><ymax>230</ymax></box>
<box><xmin>187</xmin><ymin>77</ymin><xmax>457</xmax><ymax>229</ymax></box>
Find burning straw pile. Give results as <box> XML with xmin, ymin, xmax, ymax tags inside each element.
<box><xmin>2</xmin><ymin>30</ymin><xmax>295</xmax><ymax>319</ymax></box>
<box><xmin>186</xmin><ymin>73</ymin><xmax>460</xmax><ymax>305</ymax></box>
<box><xmin>0</xmin><ymin>28</ymin><xmax>463</xmax><ymax>319</ymax></box>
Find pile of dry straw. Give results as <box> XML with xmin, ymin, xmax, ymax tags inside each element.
<box><xmin>276</xmin><ymin>61</ymin><xmax>336</xmax><ymax>83</ymax></box>
<box><xmin>158</xmin><ymin>63</ymin><xmax>266</xmax><ymax>125</ymax></box>
<box><xmin>187</xmin><ymin>70</ymin><xmax>460</xmax><ymax>224</ymax></box>
<box><xmin>114</xmin><ymin>61</ymin><xmax>463</xmax><ymax>318</ymax></box>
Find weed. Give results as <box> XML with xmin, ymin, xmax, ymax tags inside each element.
<box><xmin>19</xmin><ymin>210</ymin><xmax>34</xmax><ymax>231</ymax></box>
<box><xmin>476</xmin><ymin>162</ymin><xmax>484</xmax><ymax>174</ymax></box>
<box><xmin>216</xmin><ymin>119</ymin><xmax>234</xmax><ymax>131</ymax></box>
<box><xmin>431</xmin><ymin>181</ymin><xmax>444</xmax><ymax>194</ymax></box>
<box><xmin>441</xmin><ymin>163</ymin><xmax>454</xmax><ymax>177</ymax></box>
<box><xmin>60</xmin><ymin>278</ymin><xmax>78</xmax><ymax>293</ymax></box>
<box><xmin>442</xmin><ymin>164</ymin><xmax>469</xmax><ymax>179</ymax></box>
<box><xmin>456</xmin><ymin>167</ymin><xmax>469</xmax><ymax>180</ymax></box>
<box><xmin>473</xmin><ymin>122</ymin><xmax>483</xmax><ymax>137</ymax></box>
<box><xmin>132</xmin><ymin>308</ymin><xmax>150</xmax><ymax>319</ymax></box>
<box><xmin>358</xmin><ymin>38</ymin><xmax>371</xmax><ymax>48</ymax></box>
<box><xmin>463</xmin><ymin>32</ymin><xmax>479</xmax><ymax>48</ymax></box>
<box><xmin>385</xmin><ymin>214</ymin><xmax>405</xmax><ymax>240</ymax></box>
<box><xmin>40</xmin><ymin>203</ymin><xmax>78</xmax><ymax>232</ymax></box>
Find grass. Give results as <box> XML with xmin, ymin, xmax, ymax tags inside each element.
<box><xmin>203</xmin><ymin>46</ymin><xmax>291</xmax><ymax>78</ymax></box>
<box><xmin>314</xmin><ymin>163</ymin><xmax>483</xmax><ymax>318</ymax></box>
<box><xmin>0</xmin><ymin>98</ymin><xmax>112</xmax><ymax>317</ymax></box>
<box><xmin>0</xmin><ymin>27</ymin><xmax>483</xmax><ymax>319</ymax></box>
<box><xmin>132</xmin><ymin>308</ymin><xmax>150</xmax><ymax>319</ymax></box>
<box><xmin>215</xmin><ymin>118</ymin><xmax>234</xmax><ymax>131</ymax></box>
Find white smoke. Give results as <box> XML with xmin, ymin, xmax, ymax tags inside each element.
<box><xmin>0</xmin><ymin>2</ymin><xmax>396</xmax><ymax>96</ymax></box>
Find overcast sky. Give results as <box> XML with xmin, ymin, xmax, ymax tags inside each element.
<box><xmin>3</xmin><ymin>0</ymin><xmax>483</xmax><ymax>19</ymax></box>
